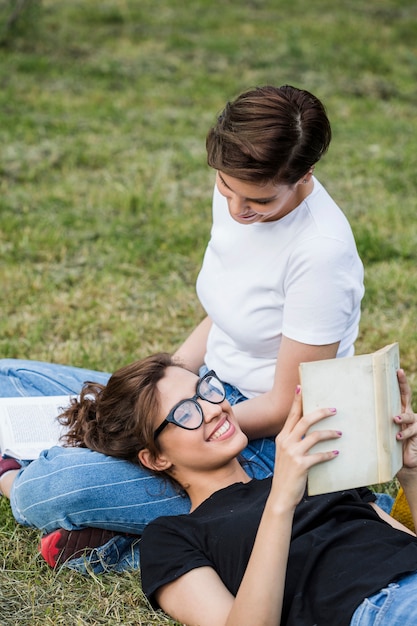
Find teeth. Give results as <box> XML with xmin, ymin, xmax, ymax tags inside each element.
<box><xmin>210</xmin><ymin>420</ymin><xmax>230</xmax><ymax>441</ymax></box>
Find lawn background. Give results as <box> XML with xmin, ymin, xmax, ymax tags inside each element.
<box><xmin>1</xmin><ymin>0</ymin><xmax>417</xmax><ymax>623</ymax></box>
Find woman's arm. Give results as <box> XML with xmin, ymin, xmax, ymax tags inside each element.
<box><xmin>175</xmin><ymin>320</ymin><xmax>339</xmax><ymax>438</ymax></box>
<box><xmin>173</xmin><ymin>315</ymin><xmax>212</xmax><ymax>374</ymax></box>
<box><xmin>233</xmin><ymin>335</ymin><xmax>340</xmax><ymax>438</ymax></box>
<box><xmin>370</xmin><ymin>503</ymin><xmax>416</xmax><ymax>535</ymax></box>
<box><xmin>175</xmin><ymin>325</ymin><xmax>339</xmax><ymax>438</ymax></box>
<box><xmin>155</xmin><ymin>391</ymin><xmax>340</xmax><ymax>626</ymax></box>
<box><xmin>156</xmin><ymin>505</ymin><xmax>293</xmax><ymax>626</ymax></box>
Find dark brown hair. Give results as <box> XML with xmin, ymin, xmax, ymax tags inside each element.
<box><xmin>59</xmin><ymin>352</ymin><xmax>174</xmax><ymax>466</ymax></box>
<box><xmin>206</xmin><ymin>85</ymin><xmax>331</xmax><ymax>185</ymax></box>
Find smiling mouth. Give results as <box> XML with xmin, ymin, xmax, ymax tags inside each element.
<box><xmin>238</xmin><ymin>212</ymin><xmax>257</xmax><ymax>220</ymax></box>
<box><xmin>208</xmin><ymin>419</ymin><xmax>232</xmax><ymax>441</ymax></box>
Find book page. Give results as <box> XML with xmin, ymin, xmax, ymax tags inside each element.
<box><xmin>301</xmin><ymin>354</ymin><xmax>378</xmax><ymax>495</ymax></box>
<box><xmin>0</xmin><ymin>395</ymin><xmax>71</xmax><ymax>461</ymax></box>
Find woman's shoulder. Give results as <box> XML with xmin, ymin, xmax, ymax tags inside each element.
<box><xmin>303</xmin><ymin>178</ymin><xmax>356</xmax><ymax>238</ymax></box>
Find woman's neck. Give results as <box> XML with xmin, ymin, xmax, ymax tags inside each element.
<box><xmin>183</xmin><ymin>460</ymin><xmax>251</xmax><ymax>511</ymax></box>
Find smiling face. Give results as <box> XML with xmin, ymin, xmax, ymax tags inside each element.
<box><xmin>151</xmin><ymin>366</ymin><xmax>248</xmax><ymax>478</ymax></box>
<box><xmin>216</xmin><ymin>171</ymin><xmax>313</xmax><ymax>224</ymax></box>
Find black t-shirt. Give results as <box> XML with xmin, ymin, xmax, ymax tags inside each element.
<box><xmin>141</xmin><ymin>478</ymin><xmax>417</xmax><ymax>625</ymax></box>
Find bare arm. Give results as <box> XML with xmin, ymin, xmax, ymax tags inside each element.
<box><xmin>370</xmin><ymin>503</ymin><xmax>416</xmax><ymax>536</ymax></box>
<box><xmin>156</xmin><ymin>391</ymin><xmax>341</xmax><ymax>626</ymax></box>
<box><xmin>233</xmin><ymin>335</ymin><xmax>340</xmax><ymax>438</ymax></box>
<box><xmin>156</xmin><ymin>506</ymin><xmax>293</xmax><ymax>626</ymax></box>
<box><xmin>173</xmin><ymin>315</ymin><xmax>212</xmax><ymax>374</ymax></box>
<box><xmin>174</xmin><ymin>322</ymin><xmax>339</xmax><ymax>438</ymax></box>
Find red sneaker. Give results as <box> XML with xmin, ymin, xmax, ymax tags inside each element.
<box><xmin>0</xmin><ymin>457</ymin><xmax>21</xmax><ymax>478</ymax></box>
<box><xmin>39</xmin><ymin>527</ymin><xmax>121</xmax><ymax>568</ymax></box>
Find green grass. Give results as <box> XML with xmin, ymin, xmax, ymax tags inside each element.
<box><xmin>1</xmin><ymin>0</ymin><xmax>417</xmax><ymax>622</ymax></box>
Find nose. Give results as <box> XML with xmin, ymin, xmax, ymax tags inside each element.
<box><xmin>200</xmin><ymin>399</ymin><xmax>224</xmax><ymax>423</ymax></box>
<box><xmin>227</xmin><ymin>194</ymin><xmax>250</xmax><ymax>217</ymax></box>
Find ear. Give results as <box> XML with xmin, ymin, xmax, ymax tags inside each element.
<box><xmin>299</xmin><ymin>166</ymin><xmax>315</xmax><ymax>185</ymax></box>
<box><xmin>138</xmin><ymin>448</ymin><xmax>173</xmax><ymax>473</ymax></box>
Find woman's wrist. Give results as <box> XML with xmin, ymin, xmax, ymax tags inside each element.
<box><xmin>397</xmin><ymin>466</ymin><xmax>417</xmax><ymax>489</ymax></box>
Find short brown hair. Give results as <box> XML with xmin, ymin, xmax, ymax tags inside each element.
<box><xmin>206</xmin><ymin>85</ymin><xmax>331</xmax><ymax>185</ymax></box>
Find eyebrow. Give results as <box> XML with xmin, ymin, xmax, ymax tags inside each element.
<box><xmin>218</xmin><ymin>172</ymin><xmax>279</xmax><ymax>204</ymax></box>
<box><xmin>176</xmin><ymin>375</ymin><xmax>201</xmax><ymax>404</ymax></box>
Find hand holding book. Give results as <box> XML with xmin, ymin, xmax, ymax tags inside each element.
<box><xmin>395</xmin><ymin>368</ymin><xmax>417</xmax><ymax>479</ymax></box>
<box><xmin>300</xmin><ymin>343</ymin><xmax>403</xmax><ymax>495</ymax></box>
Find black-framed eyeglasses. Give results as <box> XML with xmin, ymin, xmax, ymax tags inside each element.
<box><xmin>153</xmin><ymin>370</ymin><xmax>226</xmax><ymax>440</ymax></box>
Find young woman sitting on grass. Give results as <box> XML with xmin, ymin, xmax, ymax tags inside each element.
<box><xmin>0</xmin><ymin>84</ymin><xmax>365</xmax><ymax>552</ymax></box>
<box><xmin>3</xmin><ymin>352</ymin><xmax>417</xmax><ymax>625</ymax></box>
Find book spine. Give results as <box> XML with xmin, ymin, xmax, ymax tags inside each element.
<box><xmin>373</xmin><ymin>345</ymin><xmax>402</xmax><ymax>482</ymax></box>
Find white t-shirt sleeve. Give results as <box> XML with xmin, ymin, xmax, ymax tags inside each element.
<box><xmin>282</xmin><ymin>235</ymin><xmax>364</xmax><ymax>349</ymax></box>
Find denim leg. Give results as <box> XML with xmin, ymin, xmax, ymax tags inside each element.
<box><xmin>240</xmin><ymin>437</ymin><xmax>275</xmax><ymax>479</ymax></box>
<box><xmin>350</xmin><ymin>571</ymin><xmax>417</xmax><ymax>625</ymax></box>
<box><xmin>222</xmin><ymin>379</ymin><xmax>276</xmax><ymax>479</ymax></box>
<box><xmin>10</xmin><ymin>446</ymin><xmax>189</xmax><ymax>534</ymax></box>
<box><xmin>374</xmin><ymin>492</ymin><xmax>394</xmax><ymax>515</ymax></box>
<box><xmin>0</xmin><ymin>359</ymin><xmax>111</xmax><ymax>397</ymax></box>
<box><xmin>64</xmin><ymin>534</ymin><xmax>142</xmax><ymax>574</ymax></box>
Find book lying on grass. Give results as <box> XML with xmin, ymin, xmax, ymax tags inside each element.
<box><xmin>0</xmin><ymin>395</ymin><xmax>72</xmax><ymax>461</ymax></box>
<box><xmin>300</xmin><ymin>343</ymin><xmax>402</xmax><ymax>496</ymax></box>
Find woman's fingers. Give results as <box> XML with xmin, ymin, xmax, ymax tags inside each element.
<box><xmin>306</xmin><ymin>447</ymin><xmax>340</xmax><ymax>467</ymax></box>
<box><xmin>395</xmin><ymin>418</ymin><xmax>417</xmax><ymax>441</ymax></box>
<box><xmin>287</xmin><ymin>405</ymin><xmax>339</xmax><ymax>443</ymax></box>
<box><xmin>280</xmin><ymin>385</ymin><xmax>303</xmax><ymax>434</ymax></box>
<box><xmin>394</xmin><ymin>369</ymin><xmax>417</xmax><ymax>445</ymax></box>
<box><xmin>283</xmin><ymin>425</ymin><xmax>342</xmax><ymax>467</ymax></box>
<box><xmin>280</xmin><ymin>385</ymin><xmax>338</xmax><ymax>437</ymax></box>
<box><xmin>276</xmin><ymin>387</ymin><xmax>341</xmax><ymax>472</ymax></box>
<box><xmin>277</xmin><ymin>409</ymin><xmax>341</xmax><ymax>460</ymax></box>
<box><xmin>299</xmin><ymin>426</ymin><xmax>342</xmax><ymax>451</ymax></box>
<box><xmin>398</xmin><ymin>368</ymin><xmax>413</xmax><ymax>413</ymax></box>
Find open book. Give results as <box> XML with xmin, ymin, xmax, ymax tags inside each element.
<box><xmin>0</xmin><ymin>395</ymin><xmax>72</xmax><ymax>461</ymax></box>
<box><xmin>300</xmin><ymin>343</ymin><xmax>402</xmax><ymax>496</ymax></box>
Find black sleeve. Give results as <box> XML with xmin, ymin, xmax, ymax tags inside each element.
<box><xmin>356</xmin><ymin>486</ymin><xmax>377</xmax><ymax>504</ymax></box>
<box><xmin>140</xmin><ymin>518</ymin><xmax>213</xmax><ymax>608</ymax></box>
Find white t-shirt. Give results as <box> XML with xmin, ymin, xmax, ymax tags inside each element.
<box><xmin>196</xmin><ymin>177</ymin><xmax>364</xmax><ymax>399</ymax></box>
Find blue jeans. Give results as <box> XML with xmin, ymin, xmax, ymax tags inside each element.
<box><xmin>0</xmin><ymin>359</ymin><xmax>112</xmax><ymax>396</ymax></box>
<box><xmin>3</xmin><ymin>359</ymin><xmax>275</xmax><ymax>534</ymax></box>
<box><xmin>350</xmin><ymin>571</ymin><xmax>417</xmax><ymax>625</ymax></box>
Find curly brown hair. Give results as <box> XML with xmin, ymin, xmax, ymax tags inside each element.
<box><xmin>59</xmin><ymin>352</ymin><xmax>174</xmax><ymax>467</ymax></box>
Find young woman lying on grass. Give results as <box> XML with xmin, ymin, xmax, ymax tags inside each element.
<box><xmin>137</xmin><ymin>357</ymin><xmax>417</xmax><ymax>626</ymax></box>
<box><xmin>2</xmin><ymin>353</ymin><xmax>417</xmax><ymax>625</ymax></box>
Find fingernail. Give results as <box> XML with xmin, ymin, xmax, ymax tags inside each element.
<box><xmin>330</xmin><ymin>408</ymin><xmax>337</xmax><ymax>413</ymax></box>
<box><xmin>396</xmin><ymin>415</ymin><xmax>402</xmax><ymax>421</ymax></box>
<box><xmin>397</xmin><ymin>432</ymin><xmax>403</xmax><ymax>439</ymax></box>
<box><xmin>296</xmin><ymin>385</ymin><xmax>301</xmax><ymax>395</ymax></box>
<box><xmin>336</xmin><ymin>431</ymin><xmax>342</xmax><ymax>436</ymax></box>
<box><xmin>333</xmin><ymin>450</ymin><xmax>339</xmax><ymax>456</ymax></box>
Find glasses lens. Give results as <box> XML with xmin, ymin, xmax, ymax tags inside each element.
<box><xmin>198</xmin><ymin>374</ymin><xmax>225</xmax><ymax>402</ymax></box>
<box><xmin>172</xmin><ymin>400</ymin><xmax>202</xmax><ymax>429</ymax></box>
